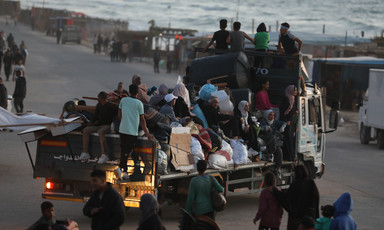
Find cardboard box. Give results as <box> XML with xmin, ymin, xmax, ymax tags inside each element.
<box><xmin>170</xmin><ymin>127</ymin><xmax>194</xmax><ymax>172</ymax></box>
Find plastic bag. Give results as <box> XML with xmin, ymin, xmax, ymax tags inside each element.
<box><xmin>199</xmin><ymin>84</ymin><xmax>218</xmax><ymax>101</ymax></box>
<box><xmin>208</xmin><ymin>154</ymin><xmax>228</xmax><ymax>169</ymax></box>
<box><xmin>157</xmin><ymin>150</ymin><xmax>168</xmax><ymax>175</ymax></box>
<box><xmin>230</xmin><ymin>139</ymin><xmax>251</xmax><ymax>165</ymax></box>
<box><xmin>221</xmin><ymin>140</ymin><xmax>233</xmax><ymax>158</ymax></box>
<box><xmin>190</xmin><ymin>136</ymin><xmax>204</xmax><ymax>160</ymax></box>
<box><xmin>211</xmin><ymin>90</ymin><xmax>234</xmax><ymax>113</ymax></box>
<box><xmin>207</xmin><ymin>129</ymin><xmax>222</xmax><ymax>152</ymax></box>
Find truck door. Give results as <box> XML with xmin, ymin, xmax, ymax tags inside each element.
<box><xmin>308</xmin><ymin>97</ymin><xmax>324</xmax><ymax>165</ymax></box>
<box><xmin>298</xmin><ymin>97</ymin><xmax>317</xmax><ymax>155</ymax></box>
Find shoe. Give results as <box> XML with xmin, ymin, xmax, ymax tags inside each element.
<box><xmin>79</xmin><ymin>152</ymin><xmax>90</xmax><ymax>161</ymax></box>
<box><xmin>88</xmin><ymin>157</ymin><xmax>98</xmax><ymax>163</ymax></box>
<box><xmin>98</xmin><ymin>154</ymin><xmax>109</xmax><ymax>164</ymax></box>
<box><xmin>115</xmin><ymin>167</ymin><xmax>123</xmax><ymax>180</ymax></box>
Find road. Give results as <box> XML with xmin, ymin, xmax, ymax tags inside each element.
<box><xmin>0</xmin><ymin>19</ymin><xmax>383</xmax><ymax>230</ymax></box>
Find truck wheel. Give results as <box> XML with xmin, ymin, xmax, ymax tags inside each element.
<box><xmin>360</xmin><ymin>123</ymin><xmax>370</xmax><ymax>145</ymax></box>
<box><xmin>377</xmin><ymin>130</ymin><xmax>384</xmax><ymax>149</ymax></box>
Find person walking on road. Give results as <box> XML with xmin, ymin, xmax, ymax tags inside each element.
<box><xmin>12</xmin><ymin>59</ymin><xmax>25</xmax><ymax>80</ymax></box>
<box><xmin>0</xmin><ymin>77</ymin><xmax>8</xmax><ymax>110</ymax></box>
<box><xmin>138</xmin><ymin>193</ymin><xmax>166</xmax><ymax>230</ymax></box>
<box><xmin>275</xmin><ymin>165</ymin><xmax>320</xmax><ymax>230</ymax></box>
<box><xmin>116</xmin><ymin>84</ymin><xmax>153</xmax><ymax>180</ymax></box>
<box><xmin>253</xmin><ymin>172</ymin><xmax>283</xmax><ymax>230</ymax></box>
<box><xmin>83</xmin><ymin>170</ymin><xmax>125</xmax><ymax>230</ymax></box>
<box><xmin>186</xmin><ymin>160</ymin><xmax>224</xmax><ymax>220</ymax></box>
<box><xmin>330</xmin><ymin>193</ymin><xmax>357</xmax><ymax>230</ymax></box>
<box><xmin>3</xmin><ymin>48</ymin><xmax>13</xmax><ymax>81</ymax></box>
<box><xmin>93</xmin><ymin>34</ymin><xmax>98</xmax><ymax>54</ymax></box>
<box><xmin>79</xmin><ymin>91</ymin><xmax>118</xmax><ymax>163</ymax></box>
<box><xmin>153</xmin><ymin>47</ymin><xmax>161</xmax><ymax>73</ymax></box>
<box><xmin>56</xmin><ymin>28</ymin><xmax>62</xmax><ymax>44</ymax></box>
<box><xmin>13</xmin><ymin>70</ymin><xmax>26</xmax><ymax>113</ymax></box>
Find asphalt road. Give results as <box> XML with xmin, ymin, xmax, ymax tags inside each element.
<box><xmin>0</xmin><ymin>19</ymin><xmax>383</xmax><ymax>230</ymax></box>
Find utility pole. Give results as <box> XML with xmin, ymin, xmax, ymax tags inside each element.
<box><xmin>236</xmin><ymin>0</ymin><xmax>240</xmax><ymax>21</ymax></box>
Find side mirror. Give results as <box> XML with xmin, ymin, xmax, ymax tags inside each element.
<box><xmin>329</xmin><ymin>109</ymin><xmax>339</xmax><ymax>129</ymax></box>
<box><xmin>329</xmin><ymin>101</ymin><xmax>340</xmax><ymax>130</ymax></box>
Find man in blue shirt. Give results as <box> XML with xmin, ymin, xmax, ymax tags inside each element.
<box><xmin>116</xmin><ymin>84</ymin><xmax>153</xmax><ymax>180</ymax></box>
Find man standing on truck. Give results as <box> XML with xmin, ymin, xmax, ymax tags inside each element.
<box><xmin>278</xmin><ymin>22</ymin><xmax>307</xmax><ymax>95</ymax></box>
<box><xmin>83</xmin><ymin>170</ymin><xmax>125</xmax><ymax>230</ymax></box>
<box><xmin>277</xmin><ymin>22</ymin><xmax>302</xmax><ymax>56</ymax></box>
<box><xmin>116</xmin><ymin>84</ymin><xmax>153</xmax><ymax>180</ymax></box>
<box><xmin>202</xmin><ymin>19</ymin><xmax>229</xmax><ymax>53</ymax></box>
<box><xmin>79</xmin><ymin>91</ymin><xmax>118</xmax><ymax>163</ymax></box>
<box><xmin>226</xmin><ymin>21</ymin><xmax>254</xmax><ymax>51</ymax></box>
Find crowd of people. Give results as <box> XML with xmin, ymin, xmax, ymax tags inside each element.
<box><xmin>0</xmin><ymin>30</ymin><xmax>28</xmax><ymax>113</ymax></box>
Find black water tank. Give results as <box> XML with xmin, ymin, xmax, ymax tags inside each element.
<box><xmin>189</xmin><ymin>52</ymin><xmax>250</xmax><ymax>89</ymax></box>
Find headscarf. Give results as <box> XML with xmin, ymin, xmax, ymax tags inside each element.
<box><xmin>173</xmin><ymin>83</ymin><xmax>191</xmax><ymax>107</ymax></box>
<box><xmin>238</xmin><ymin>100</ymin><xmax>249</xmax><ymax>127</ymax></box>
<box><xmin>284</xmin><ymin>85</ymin><xmax>296</xmax><ymax>115</ymax></box>
<box><xmin>139</xmin><ymin>193</ymin><xmax>159</xmax><ymax>225</ymax></box>
<box><xmin>132</xmin><ymin>75</ymin><xmax>141</xmax><ymax>86</ymax></box>
<box><xmin>149</xmin><ymin>84</ymin><xmax>168</xmax><ymax>106</ymax></box>
<box><xmin>263</xmin><ymin>109</ymin><xmax>274</xmax><ymax>125</ymax></box>
<box><xmin>238</xmin><ymin>101</ymin><xmax>248</xmax><ymax>118</ymax></box>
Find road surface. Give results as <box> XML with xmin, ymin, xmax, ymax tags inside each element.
<box><xmin>0</xmin><ymin>19</ymin><xmax>382</xmax><ymax>230</ymax></box>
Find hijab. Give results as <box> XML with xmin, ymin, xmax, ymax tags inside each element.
<box><xmin>263</xmin><ymin>109</ymin><xmax>274</xmax><ymax>125</ymax></box>
<box><xmin>173</xmin><ymin>83</ymin><xmax>191</xmax><ymax>107</ymax></box>
<box><xmin>238</xmin><ymin>101</ymin><xmax>248</xmax><ymax>118</ymax></box>
<box><xmin>238</xmin><ymin>100</ymin><xmax>249</xmax><ymax>126</ymax></box>
<box><xmin>149</xmin><ymin>84</ymin><xmax>168</xmax><ymax>106</ymax></box>
<box><xmin>139</xmin><ymin>193</ymin><xmax>159</xmax><ymax>225</ymax></box>
<box><xmin>284</xmin><ymin>85</ymin><xmax>296</xmax><ymax>115</ymax></box>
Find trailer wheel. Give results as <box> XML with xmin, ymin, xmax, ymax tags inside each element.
<box><xmin>360</xmin><ymin>123</ymin><xmax>370</xmax><ymax>145</ymax></box>
<box><xmin>377</xmin><ymin>130</ymin><xmax>384</xmax><ymax>149</ymax></box>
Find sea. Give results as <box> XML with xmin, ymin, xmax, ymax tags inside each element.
<box><xmin>21</xmin><ymin>0</ymin><xmax>384</xmax><ymax>38</ymax></box>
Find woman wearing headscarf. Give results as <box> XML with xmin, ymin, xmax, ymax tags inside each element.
<box><xmin>172</xmin><ymin>83</ymin><xmax>205</xmax><ymax>127</ymax></box>
<box><xmin>235</xmin><ymin>100</ymin><xmax>259</xmax><ymax>152</ymax></box>
<box><xmin>149</xmin><ymin>84</ymin><xmax>168</xmax><ymax>109</ymax></box>
<box><xmin>279</xmin><ymin>85</ymin><xmax>297</xmax><ymax>161</ymax></box>
<box><xmin>274</xmin><ymin>165</ymin><xmax>319</xmax><ymax>230</ymax></box>
<box><xmin>132</xmin><ymin>75</ymin><xmax>149</xmax><ymax>104</ymax></box>
<box><xmin>173</xmin><ymin>83</ymin><xmax>191</xmax><ymax>118</ymax></box>
<box><xmin>138</xmin><ymin>193</ymin><xmax>166</xmax><ymax>230</ymax></box>
<box><xmin>259</xmin><ymin>110</ymin><xmax>286</xmax><ymax>176</ymax></box>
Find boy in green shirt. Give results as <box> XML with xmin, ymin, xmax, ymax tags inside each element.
<box><xmin>186</xmin><ymin>160</ymin><xmax>224</xmax><ymax>219</ymax></box>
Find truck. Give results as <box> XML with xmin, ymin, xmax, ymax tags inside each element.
<box><xmin>18</xmin><ymin>49</ymin><xmax>339</xmax><ymax>208</ymax></box>
<box><xmin>61</xmin><ymin>25</ymin><xmax>82</xmax><ymax>44</ymax></box>
<box><xmin>358</xmin><ymin>69</ymin><xmax>384</xmax><ymax>149</ymax></box>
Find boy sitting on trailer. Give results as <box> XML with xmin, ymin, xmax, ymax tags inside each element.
<box><xmin>78</xmin><ymin>91</ymin><xmax>118</xmax><ymax>163</ymax></box>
